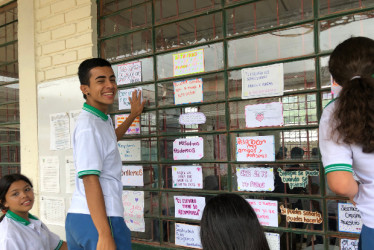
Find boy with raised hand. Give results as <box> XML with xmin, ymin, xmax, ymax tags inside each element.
<box><xmin>65</xmin><ymin>58</ymin><xmax>145</xmax><ymax>250</ymax></box>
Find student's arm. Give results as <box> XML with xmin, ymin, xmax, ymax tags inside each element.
<box><xmin>82</xmin><ymin>175</ymin><xmax>116</xmax><ymax>250</ymax></box>
<box><xmin>115</xmin><ymin>90</ymin><xmax>146</xmax><ymax>141</ymax></box>
<box><xmin>327</xmin><ymin>171</ymin><xmax>359</xmax><ymax>202</ymax></box>
<box><xmin>58</xmin><ymin>241</ymin><xmax>68</xmax><ymax>250</ymax></box>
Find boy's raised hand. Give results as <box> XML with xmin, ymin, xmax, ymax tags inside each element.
<box><xmin>129</xmin><ymin>90</ymin><xmax>146</xmax><ymax>118</ymax></box>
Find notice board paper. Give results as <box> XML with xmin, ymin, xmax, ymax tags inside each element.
<box><xmin>40</xmin><ymin>196</ymin><xmax>65</xmax><ymax>226</ymax></box>
<box><xmin>117</xmin><ymin>61</ymin><xmax>142</xmax><ymax>85</ymax></box>
<box><xmin>237</xmin><ymin>167</ymin><xmax>274</xmax><ymax>191</ymax></box>
<box><xmin>236</xmin><ymin>136</ymin><xmax>275</xmax><ymax>162</ymax></box>
<box><xmin>338</xmin><ymin>203</ymin><xmax>362</xmax><ymax>233</ymax></box>
<box><xmin>246</xmin><ymin>199</ymin><xmax>278</xmax><ymax>227</ymax></box>
<box><xmin>114</xmin><ymin>114</ymin><xmax>141</xmax><ymax>134</ymax></box>
<box><xmin>40</xmin><ymin>156</ymin><xmax>60</xmax><ymax>193</ymax></box>
<box><xmin>179</xmin><ymin>112</ymin><xmax>206</xmax><ymax>125</ymax></box>
<box><xmin>121</xmin><ymin>165</ymin><xmax>144</xmax><ymax>186</ymax></box>
<box><xmin>122</xmin><ymin>191</ymin><xmax>145</xmax><ymax>232</ymax></box>
<box><xmin>175</xmin><ymin>223</ymin><xmax>202</xmax><ymax>249</ymax></box>
<box><xmin>118</xmin><ymin>87</ymin><xmax>142</xmax><ymax>110</ymax></box>
<box><xmin>118</xmin><ymin>140</ymin><xmax>141</xmax><ymax>161</ymax></box>
<box><xmin>65</xmin><ymin>155</ymin><xmax>76</xmax><ymax>193</ymax></box>
<box><xmin>340</xmin><ymin>238</ymin><xmax>358</xmax><ymax>250</ymax></box>
<box><xmin>245</xmin><ymin>102</ymin><xmax>283</xmax><ymax>128</ymax></box>
<box><xmin>172</xmin><ymin>166</ymin><xmax>203</xmax><ymax>189</ymax></box>
<box><xmin>265</xmin><ymin>232</ymin><xmax>280</xmax><ymax>250</ymax></box>
<box><xmin>173</xmin><ymin>49</ymin><xmax>205</xmax><ymax>77</ymax></box>
<box><xmin>174</xmin><ymin>196</ymin><xmax>205</xmax><ymax>220</ymax></box>
<box><xmin>173</xmin><ymin>78</ymin><xmax>203</xmax><ymax>105</ymax></box>
<box><xmin>50</xmin><ymin>112</ymin><xmax>70</xmax><ymax>150</ymax></box>
<box><xmin>173</xmin><ymin>137</ymin><xmax>204</xmax><ymax>160</ymax></box>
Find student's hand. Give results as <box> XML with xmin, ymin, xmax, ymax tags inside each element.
<box><xmin>129</xmin><ymin>90</ymin><xmax>146</xmax><ymax>118</ymax></box>
<box><xmin>97</xmin><ymin>234</ymin><xmax>116</xmax><ymax>250</ymax></box>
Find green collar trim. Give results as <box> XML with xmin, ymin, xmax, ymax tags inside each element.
<box><xmin>5</xmin><ymin>210</ymin><xmax>38</xmax><ymax>226</ymax></box>
<box><xmin>324</xmin><ymin>98</ymin><xmax>336</xmax><ymax>109</ymax></box>
<box><xmin>83</xmin><ymin>103</ymin><xmax>108</xmax><ymax>121</ymax></box>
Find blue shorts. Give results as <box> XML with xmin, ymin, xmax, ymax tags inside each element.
<box><xmin>65</xmin><ymin>213</ymin><xmax>132</xmax><ymax>250</ymax></box>
<box><xmin>359</xmin><ymin>224</ymin><xmax>374</xmax><ymax>250</ymax></box>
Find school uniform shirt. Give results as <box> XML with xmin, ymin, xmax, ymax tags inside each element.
<box><xmin>68</xmin><ymin>103</ymin><xmax>124</xmax><ymax>217</ymax></box>
<box><xmin>319</xmin><ymin>100</ymin><xmax>374</xmax><ymax>228</ymax></box>
<box><xmin>0</xmin><ymin>210</ymin><xmax>63</xmax><ymax>250</ymax></box>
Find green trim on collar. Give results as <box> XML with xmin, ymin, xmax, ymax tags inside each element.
<box><xmin>5</xmin><ymin>210</ymin><xmax>38</xmax><ymax>226</ymax></box>
<box><xmin>83</xmin><ymin>103</ymin><xmax>108</xmax><ymax>121</ymax></box>
<box><xmin>324</xmin><ymin>98</ymin><xmax>336</xmax><ymax>109</ymax></box>
<box><xmin>55</xmin><ymin>240</ymin><xmax>64</xmax><ymax>250</ymax></box>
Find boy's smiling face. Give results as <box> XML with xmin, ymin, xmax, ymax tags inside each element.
<box><xmin>80</xmin><ymin>66</ymin><xmax>117</xmax><ymax>113</ymax></box>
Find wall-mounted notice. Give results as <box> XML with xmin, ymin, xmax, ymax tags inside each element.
<box><xmin>65</xmin><ymin>156</ymin><xmax>76</xmax><ymax>193</ymax></box>
<box><xmin>245</xmin><ymin>102</ymin><xmax>283</xmax><ymax>128</ymax></box>
<box><xmin>173</xmin><ymin>137</ymin><xmax>204</xmax><ymax>160</ymax></box>
<box><xmin>265</xmin><ymin>232</ymin><xmax>280</xmax><ymax>250</ymax></box>
<box><xmin>173</xmin><ymin>78</ymin><xmax>203</xmax><ymax>105</ymax></box>
<box><xmin>50</xmin><ymin>112</ymin><xmax>70</xmax><ymax>150</ymax></box>
<box><xmin>174</xmin><ymin>196</ymin><xmax>205</xmax><ymax>220</ymax></box>
<box><xmin>242</xmin><ymin>63</ymin><xmax>284</xmax><ymax>99</ymax></box>
<box><xmin>40</xmin><ymin>156</ymin><xmax>60</xmax><ymax>193</ymax></box>
<box><xmin>173</xmin><ymin>49</ymin><xmax>205</xmax><ymax>77</ymax></box>
<box><xmin>118</xmin><ymin>87</ymin><xmax>142</xmax><ymax>110</ymax></box>
<box><xmin>114</xmin><ymin>114</ymin><xmax>141</xmax><ymax>134</ymax></box>
<box><xmin>280</xmin><ymin>205</ymin><xmax>323</xmax><ymax>224</ymax></box>
<box><xmin>118</xmin><ymin>140</ymin><xmax>141</xmax><ymax>161</ymax></box>
<box><xmin>122</xmin><ymin>191</ymin><xmax>145</xmax><ymax>232</ymax></box>
<box><xmin>236</xmin><ymin>167</ymin><xmax>274</xmax><ymax>191</ymax></box>
<box><xmin>340</xmin><ymin>238</ymin><xmax>359</xmax><ymax>250</ymax></box>
<box><xmin>236</xmin><ymin>136</ymin><xmax>275</xmax><ymax>162</ymax></box>
<box><xmin>246</xmin><ymin>199</ymin><xmax>278</xmax><ymax>227</ymax></box>
<box><xmin>277</xmin><ymin>168</ymin><xmax>319</xmax><ymax>189</ymax></box>
<box><xmin>172</xmin><ymin>166</ymin><xmax>203</xmax><ymax>189</ymax></box>
<box><xmin>117</xmin><ymin>61</ymin><xmax>142</xmax><ymax>85</ymax></box>
<box><xmin>338</xmin><ymin>203</ymin><xmax>362</xmax><ymax>233</ymax></box>
<box><xmin>121</xmin><ymin>165</ymin><xmax>144</xmax><ymax>186</ymax></box>
<box><xmin>175</xmin><ymin>223</ymin><xmax>202</xmax><ymax>249</ymax></box>
<box><xmin>179</xmin><ymin>112</ymin><xmax>206</xmax><ymax>125</ymax></box>
<box><xmin>40</xmin><ymin>196</ymin><xmax>65</xmax><ymax>226</ymax></box>
<box><xmin>69</xmin><ymin>110</ymin><xmax>81</xmax><ymax>148</ymax></box>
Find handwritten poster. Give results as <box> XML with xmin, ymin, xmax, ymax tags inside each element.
<box><xmin>173</xmin><ymin>49</ymin><xmax>205</xmax><ymax>77</ymax></box>
<box><xmin>236</xmin><ymin>136</ymin><xmax>275</xmax><ymax>162</ymax></box>
<box><xmin>174</xmin><ymin>196</ymin><xmax>205</xmax><ymax>220</ymax></box>
<box><xmin>172</xmin><ymin>166</ymin><xmax>203</xmax><ymax>189</ymax></box>
<box><xmin>117</xmin><ymin>61</ymin><xmax>142</xmax><ymax>85</ymax></box>
<box><xmin>175</xmin><ymin>223</ymin><xmax>202</xmax><ymax>249</ymax></box>
<box><xmin>65</xmin><ymin>156</ymin><xmax>76</xmax><ymax>193</ymax></box>
<box><xmin>242</xmin><ymin>63</ymin><xmax>284</xmax><ymax>99</ymax></box>
<box><xmin>114</xmin><ymin>114</ymin><xmax>141</xmax><ymax>134</ymax></box>
<box><xmin>246</xmin><ymin>199</ymin><xmax>278</xmax><ymax>227</ymax></box>
<box><xmin>118</xmin><ymin>87</ymin><xmax>142</xmax><ymax>110</ymax></box>
<box><xmin>340</xmin><ymin>238</ymin><xmax>359</xmax><ymax>250</ymax></box>
<box><xmin>277</xmin><ymin>168</ymin><xmax>319</xmax><ymax>189</ymax></box>
<box><xmin>338</xmin><ymin>203</ymin><xmax>362</xmax><ymax>233</ymax></box>
<box><xmin>122</xmin><ymin>191</ymin><xmax>145</xmax><ymax>232</ymax></box>
<box><xmin>236</xmin><ymin>167</ymin><xmax>274</xmax><ymax>191</ymax></box>
<box><xmin>118</xmin><ymin>140</ymin><xmax>141</xmax><ymax>161</ymax></box>
<box><xmin>40</xmin><ymin>156</ymin><xmax>60</xmax><ymax>193</ymax></box>
<box><xmin>245</xmin><ymin>102</ymin><xmax>283</xmax><ymax>128</ymax></box>
<box><xmin>40</xmin><ymin>196</ymin><xmax>65</xmax><ymax>226</ymax></box>
<box><xmin>265</xmin><ymin>232</ymin><xmax>280</xmax><ymax>250</ymax></box>
<box><xmin>179</xmin><ymin>112</ymin><xmax>206</xmax><ymax>125</ymax></box>
<box><xmin>280</xmin><ymin>205</ymin><xmax>323</xmax><ymax>224</ymax></box>
<box><xmin>173</xmin><ymin>137</ymin><xmax>204</xmax><ymax>160</ymax></box>
<box><xmin>173</xmin><ymin>78</ymin><xmax>203</xmax><ymax>105</ymax></box>
<box><xmin>50</xmin><ymin>112</ymin><xmax>70</xmax><ymax>150</ymax></box>
<box><xmin>121</xmin><ymin>165</ymin><xmax>144</xmax><ymax>186</ymax></box>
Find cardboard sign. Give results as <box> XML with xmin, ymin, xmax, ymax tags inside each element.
<box><xmin>117</xmin><ymin>61</ymin><xmax>142</xmax><ymax>85</ymax></box>
<box><xmin>242</xmin><ymin>63</ymin><xmax>284</xmax><ymax>99</ymax></box>
<box><xmin>246</xmin><ymin>199</ymin><xmax>278</xmax><ymax>227</ymax></box>
<box><xmin>236</xmin><ymin>136</ymin><xmax>275</xmax><ymax>162</ymax></box>
<box><xmin>173</xmin><ymin>49</ymin><xmax>205</xmax><ymax>77</ymax></box>
<box><xmin>121</xmin><ymin>165</ymin><xmax>144</xmax><ymax>186</ymax></box>
<box><xmin>338</xmin><ymin>203</ymin><xmax>362</xmax><ymax>233</ymax></box>
<box><xmin>114</xmin><ymin>114</ymin><xmax>141</xmax><ymax>134</ymax></box>
<box><xmin>173</xmin><ymin>78</ymin><xmax>203</xmax><ymax>105</ymax></box>
<box><xmin>175</xmin><ymin>223</ymin><xmax>202</xmax><ymax>249</ymax></box>
<box><xmin>172</xmin><ymin>166</ymin><xmax>203</xmax><ymax>189</ymax></box>
<box><xmin>280</xmin><ymin>205</ymin><xmax>322</xmax><ymax>224</ymax></box>
<box><xmin>122</xmin><ymin>191</ymin><xmax>145</xmax><ymax>232</ymax></box>
<box><xmin>174</xmin><ymin>196</ymin><xmax>205</xmax><ymax>220</ymax></box>
<box><xmin>179</xmin><ymin>112</ymin><xmax>206</xmax><ymax>125</ymax></box>
<box><xmin>340</xmin><ymin>238</ymin><xmax>359</xmax><ymax>250</ymax></box>
<box><xmin>118</xmin><ymin>87</ymin><xmax>142</xmax><ymax>110</ymax></box>
<box><xmin>236</xmin><ymin>167</ymin><xmax>274</xmax><ymax>191</ymax></box>
<box><xmin>245</xmin><ymin>102</ymin><xmax>283</xmax><ymax>128</ymax></box>
<box><xmin>265</xmin><ymin>232</ymin><xmax>280</xmax><ymax>250</ymax></box>
<box><xmin>277</xmin><ymin>168</ymin><xmax>319</xmax><ymax>189</ymax></box>
<box><xmin>173</xmin><ymin>137</ymin><xmax>204</xmax><ymax>160</ymax></box>
<box><xmin>117</xmin><ymin>140</ymin><xmax>141</xmax><ymax>161</ymax></box>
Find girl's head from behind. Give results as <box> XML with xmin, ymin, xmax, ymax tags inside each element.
<box><xmin>200</xmin><ymin>193</ymin><xmax>269</xmax><ymax>250</ymax></box>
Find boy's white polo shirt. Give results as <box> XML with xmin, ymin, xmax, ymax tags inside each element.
<box><xmin>0</xmin><ymin>210</ymin><xmax>62</xmax><ymax>250</ymax></box>
<box><xmin>68</xmin><ymin>103</ymin><xmax>124</xmax><ymax>217</ymax></box>
<box><xmin>319</xmin><ymin>100</ymin><xmax>374</xmax><ymax>228</ymax></box>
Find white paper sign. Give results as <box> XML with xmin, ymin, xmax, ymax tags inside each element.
<box><xmin>114</xmin><ymin>114</ymin><xmax>141</xmax><ymax>134</ymax></box>
<box><xmin>40</xmin><ymin>156</ymin><xmax>60</xmax><ymax>193</ymax></box>
<box><xmin>69</xmin><ymin>110</ymin><xmax>81</xmax><ymax>149</ymax></box>
<box><xmin>242</xmin><ymin>63</ymin><xmax>284</xmax><ymax>99</ymax></box>
<box><xmin>117</xmin><ymin>61</ymin><xmax>142</xmax><ymax>85</ymax></box>
<box><xmin>40</xmin><ymin>196</ymin><xmax>65</xmax><ymax>226</ymax></box>
<box><xmin>50</xmin><ymin>112</ymin><xmax>70</xmax><ymax>150</ymax></box>
<box><xmin>236</xmin><ymin>136</ymin><xmax>275</xmax><ymax>162</ymax></box>
<box><xmin>118</xmin><ymin>140</ymin><xmax>141</xmax><ymax>161</ymax></box>
<box><xmin>172</xmin><ymin>166</ymin><xmax>203</xmax><ymax>189</ymax></box>
<box><xmin>175</xmin><ymin>223</ymin><xmax>202</xmax><ymax>249</ymax></box>
<box><xmin>265</xmin><ymin>232</ymin><xmax>280</xmax><ymax>250</ymax></box>
<box><xmin>340</xmin><ymin>238</ymin><xmax>359</xmax><ymax>250</ymax></box>
<box><xmin>122</xmin><ymin>191</ymin><xmax>145</xmax><ymax>232</ymax></box>
<box><xmin>174</xmin><ymin>196</ymin><xmax>205</xmax><ymax>220</ymax></box>
<box><xmin>338</xmin><ymin>203</ymin><xmax>362</xmax><ymax>233</ymax></box>
<box><xmin>173</xmin><ymin>78</ymin><xmax>203</xmax><ymax>105</ymax></box>
<box><xmin>173</xmin><ymin>49</ymin><xmax>205</xmax><ymax>77</ymax></box>
<box><xmin>65</xmin><ymin>156</ymin><xmax>76</xmax><ymax>193</ymax></box>
<box><xmin>246</xmin><ymin>199</ymin><xmax>278</xmax><ymax>227</ymax></box>
<box><xmin>245</xmin><ymin>102</ymin><xmax>283</xmax><ymax>128</ymax></box>
<box><xmin>121</xmin><ymin>165</ymin><xmax>144</xmax><ymax>186</ymax></box>
<box><xmin>173</xmin><ymin>137</ymin><xmax>204</xmax><ymax>160</ymax></box>
<box><xmin>118</xmin><ymin>87</ymin><xmax>142</xmax><ymax>110</ymax></box>
<box><xmin>236</xmin><ymin>167</ymin><xmax>274</xmax><ymax>191</ymax></box>
<box><xmin>179</xmin><ymin>112</ymin><xmax>206</xmax><ymax>125</ymax></box>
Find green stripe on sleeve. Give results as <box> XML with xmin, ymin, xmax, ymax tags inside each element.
<box><xmin>325</xmin><ymin>163</ymin><xmax>352</xmax><ymax>174</ymax></box>
<box><xmin>54</xmin><ymin>240</ymin><xmax>63</xmax><ymax>250</ymax></box>
<box><xmin>78</xmin><ymin>170</ymin><xmax>101</xmax><ymax>178</ymax></box>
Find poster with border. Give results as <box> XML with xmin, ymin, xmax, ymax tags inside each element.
<box><xmin>173</xmin><ymin>49</ymin><xmax>205</xmax><ymax>77</ymax></box>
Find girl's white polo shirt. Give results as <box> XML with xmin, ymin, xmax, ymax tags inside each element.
<box><xmin>68</xmin><ymin>103</ymin><xmax>124</xmax><ymax>217</ymax></box>
<box><xmin>0</xmin><ymin>210</ymin><xmax>63</xmax><ymax>250</ymax></box>
<box><xmin>319</xmin><ymin>100</ymin><xmax>374</xmax><ymax>228</ymax></box>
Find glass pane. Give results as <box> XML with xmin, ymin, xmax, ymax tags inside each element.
<box><xmin>0</xmin><ymin>22</ymin><xmax>17</xmax><ymax>44</ymax></box>
<box><xmin>131</xmin><ymin>218</ymin><xmax>161</xmax><ymax>242</ymax></box>
<box><xmin>100</xmin><ymin>0</ymin><xmax>148</xmax><ymax>15</ymax></box>
<box><xmin>0</xmin><ymin>43</ymin><xmax>18</xmax><ymax>64</ymax></box>
<box><xmin>0</xmin><ymin>63</ymin><xmax>18</xmax><ymax>82</ymax></box>
<box><xmin>0</xmin><ymin>164</ymin><xmax>19</xmax><ymax>178</ymax></box>
<box><xmin>0</xmin><ymin>4</ymin><xmax>17</xmax><ymax>26</ymax></box>
<box><xmin>319</xmin><ymin>0</ymin><xmax>374</xmax><ymax>16</ymax></box>
<box><xmin>112</xmin><ymin>57</ymin><xmax>154</xmax><ymax>83</ymax></box>
<box><xmin>0</xmin><ymin>103</ymin><xmax>19</xmax><ymax>123</ymax></box>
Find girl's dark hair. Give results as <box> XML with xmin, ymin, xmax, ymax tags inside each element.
<box><xmin>200</xmin><ymin>193</ymin><xmax>270</xmax><ymax>250</ymax></box>
<box><xmin>0</xmin><ymin>174</ymin><xmax>33</xmax><ymax>222</ymax></box>
<box><xmin>328</xmin><ymin>36</ymin><xmax>374</xmax><ymax>153</ymax></box>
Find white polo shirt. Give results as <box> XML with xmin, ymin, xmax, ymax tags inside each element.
<box><xmin>0</xmin><ymin>211</ymin><xmax>62</xmax><ymax>250</ymax></box>
<box><xmin>319</xmin><ymin>100</ymin><xmax>374</xmax><ymax>228</ymax></box>
<box><xmin>68</xmin><ymin>103</ymin><xmax>124</xmax><ymax>217</ymax></box>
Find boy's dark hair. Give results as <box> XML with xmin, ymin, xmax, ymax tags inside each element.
<box><xmin>78</xmin><ymin>58</ymin><xmax>112</xmax><ymax>99</ymax></box>
<box><xmin>200</xmin><ymin>193</ymin><xmax>270</xmax><ymax>250</ymax></box>
<box><xmin>0</xmin><ymin>174</ymin><xmax>33</xmax><ymax>222</ymax></box>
